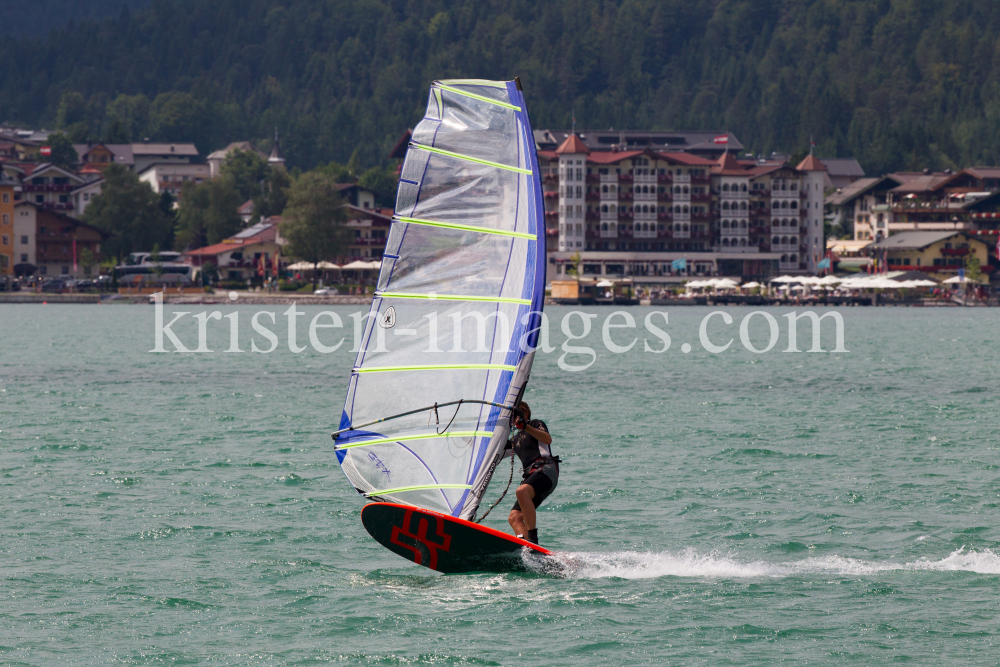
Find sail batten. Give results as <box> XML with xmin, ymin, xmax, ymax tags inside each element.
<box><xmin>408</xmin><ymin>142</ymin><xmax>533</xmax><ymax>175</ymax></box>
<box><xmin>334</xmin><ymin>79</ymin><xmax>545</xmax><ymax>520</ymax></box>
<box><xmin>394</xmin><ymin>216</ymin><xmax>536</xmax><ymax>239</ymax></box>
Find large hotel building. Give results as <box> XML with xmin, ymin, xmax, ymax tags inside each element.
<box><xmin>534</xmin><ymin>129</ymin><xmax>828</xmax><ymax>282</ymax></box>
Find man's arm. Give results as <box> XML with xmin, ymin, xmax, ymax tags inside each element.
<box><xmin>518</xmin><ymin>421</ymin><xmax>552</xmax><ymax>446</ymax></box>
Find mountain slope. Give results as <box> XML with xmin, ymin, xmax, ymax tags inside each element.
<box><xmin>3</xmin><ymin>0</ymin><xmax>1000</xmax><ymax>174</ymax></box>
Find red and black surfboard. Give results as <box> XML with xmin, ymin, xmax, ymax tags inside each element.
<box><xmin>361</xmin><ymin>502</ymin><xmax>552</xmax><ymax>573</ymax></box>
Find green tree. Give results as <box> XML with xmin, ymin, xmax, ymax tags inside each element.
<box><xmin>150</xmin><ymin>91</ymin><xmax>209</xmax><ymax>151</ymax></box>
<box><xmin>256</xmin><ymin>167</ymin><xmax>290</xmax><ymax>219</ymax></box>
<box><xmin>965</xmin><ymin>247</ymin><xmax>983</xmax><ymax>283</ymax></box>
<box><xmin>174</xmin><ymin>178</ymin><xmax>242</xmax><ymax>250</ymax></box>
<box><xmin>45</xmin><ymin>132</ymin><xmax>78</xmax><ymax>169</ymax></box>
<box><xmin>566</xmin><ymin>251</ymin><xmax>582</xmax><ymax>277</ymax></box>
<box><xmin>279</xmin><ymin>171</ymin><xmax>349</xmax><ymax>290</ymax></box>
<box><xmin>220</xmin><ymin>149</ymin><xmax>290</xmax><ymax>220</ymax></box>
<box><xmin>56</xmin><ymin>91</ymin><xmax>86</xmax><ymax>129</ymax></box>
<box><xmin>358</xmin><ymin>166</ymin><xmax>398</xmax><ymax>207</ymax></box>
<box><xmin>316</xmin><ymin>161</ymin><xmax>355</xmax><ymax>184</ymax></box>
<box><xmin>104</xmin><ymin>93</ymin><xmax>150</xmax><ymax>143</ymax></box>
<box><xmin>83</xmin><ymin>164</ymin><xmax>173</xmax><ymax>261</ymax></box>
<box><xmin>221</xmin><ymin>149</ymin><xmax>271</xmax><ymax>202</ymax></box>
<box><xmin>77</xmin><ymin>247</ymin><xmax>96</xmax><ymax>275</ymax></box>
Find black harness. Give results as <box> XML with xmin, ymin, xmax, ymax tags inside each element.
<box><xmin>524</xmin><ymin>455</ymin><xmax>561</xmax><ymax>477</ymax></box>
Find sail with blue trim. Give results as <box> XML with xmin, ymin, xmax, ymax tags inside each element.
<box><xmin>333</xmin><ymin>78</ymin><xmax>546</xmax><ymax>521</ymax></box>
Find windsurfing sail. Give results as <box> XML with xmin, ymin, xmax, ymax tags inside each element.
<box><xmin>333</xmin><ymin>78</ymin><xmax>546</xmax><ymax>521</ymax></box>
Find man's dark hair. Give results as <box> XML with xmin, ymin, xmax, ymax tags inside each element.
<box><xmin>519</xmin><ymin>401</ymin><xmax>531</xmax><ymax>421</ymax></box>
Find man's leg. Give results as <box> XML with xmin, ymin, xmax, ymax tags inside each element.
<box><xmin>514</xmin><ymin>484</ymin><xmax>536</xmax><ymax>530</ymax></box>
<box><xmin>508</xmin><ymin>509</ymin><xmax>526</xmax><ymax>537</ymax></box>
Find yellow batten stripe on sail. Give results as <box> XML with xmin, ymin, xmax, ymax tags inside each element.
<box><xmin>353</xmin><ymin>364</ymin><xmax>517</xmax><ymax>374</ymax></box>
<box><xmin>376</xmin><ymin>291</ymin><xmax>531</xmax><ymax>305</ymax></box>
<box><xmin>365</xmin><ymin>483</ymin><xmax>474</xmax><ymax>498</ymax></box>
<box><xmin>335</xmin><ymin>431</ymin><xmax>494</xmax><ymax>450</ymax></box>
<box><xmin>434</xmin><ymin>84</ymin><xmax>521</xmax><ymax>111</ymax></box>
<box><xmin>437</xmin><ymin>79</ymin><xmax>507</xmax><ymax>89</ymax></box>
<box><xmin>410</xmin><ymin>143</ymin><xmax>532</xmax><ymax>175</ymax></box>
<box><xmin>394</xmin><ymin>216</ymin><xmax>535</xmax><ymax>240</ymax></box>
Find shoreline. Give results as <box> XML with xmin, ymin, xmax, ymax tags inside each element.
<box><xmin>0</xmin><ymin>292</ymin><xmax>992</xmax><ymax>306</ymax></box>
<box><xmin>0</xmin><ymin>292</ymin><xmax>375</xmax><ymax>305</ymax></box>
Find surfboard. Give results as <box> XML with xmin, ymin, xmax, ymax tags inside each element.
<box><xmin>362</xmin><ymin>502</ymin><xmax>551</xmax><ymax>573</ymax></box>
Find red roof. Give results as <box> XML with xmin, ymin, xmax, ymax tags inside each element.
<box><xmin>185</xmin><ymin>221</ymin><xmax>280</xmax><ymax>256</ymax></box>
<box><xmin>712</xmin><ymin>151</ymin><xmax>748</xmax><ymax>175</ymax></box>
<box><xmin>748</xmin><ymin>163</ymin><xmax>791</xmax><ymax>178</ymax></box>
<box><xmin>555</xmin><ymin>134</ymin><xmax>590</xmax><ymax>155</ymax></box>
<box><xmin>654</xmin><ymin>151</ymin><xmax>716</xmax><ymax>166</ymax></box>
<box><xmin>796</xmin><ymin>154</ymin><xmax>827</xmax><ymax>172</ymax></box>
<box><xmin>536</xmin><ymin>150</ymin><xmax>558</xmax><ymax>160</ymax></box>
<box><xmin>586</xmin><ymin>150</ymin><xmax>644</xmax><ymax>165</ymax></box>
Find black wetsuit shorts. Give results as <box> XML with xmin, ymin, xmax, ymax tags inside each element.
<box><xmin>512</xmin><ymin>461</ymin><xmax>559</xmax><ymax>511</ymax></box>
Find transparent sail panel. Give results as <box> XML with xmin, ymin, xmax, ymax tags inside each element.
<box><xmin>411</xmin><ymin>90</ymin><xmax>521</xmax><ymax>169</ymax></box>
<box><xmin>351</xmin><ymin>298</ymin><xmax>526</xmax><ymax>370</ymax></box>
<box><xmin>379</xmin><ymin>224</ymin><xmax>531</xmax><ymax>299</ymax></box>
<box><xmin>398</xmin><ymin>151</ymin><xmax>522</xmax><ymax>230</ymax></box>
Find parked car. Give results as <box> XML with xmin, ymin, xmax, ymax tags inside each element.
<box><xmin>41</xmin><ymin>280</ymin><xmax>66</xmax><ymax>293</ymax></box>
<box><xmin>314</xmin><ymin>287</ymin><xmax>339</xmax><ymax>295</ymax></box>
<box><xmin>72</xmin><ymin>279</ymin><xmax>96</xmax><ymax>292</ymax></box>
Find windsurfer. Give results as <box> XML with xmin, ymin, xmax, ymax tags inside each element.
<box><xmin>507</xmin><ymin>402</ymin><xmax>558</xmax><ymax>545</ymax></box>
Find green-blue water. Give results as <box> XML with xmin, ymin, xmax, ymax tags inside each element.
<box><xmin>2</xmin><ymin>303</ymin><xmax>999</xmax><ymax>665</ymax></box>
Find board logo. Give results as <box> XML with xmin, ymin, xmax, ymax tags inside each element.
<box><xmin>390</xmin><ymin>509</ymin><xmax>452</xmax><ymax>570</ymax></box>
<box><xmin>379</xmin><ymin>306</ymin><xmax>396</xmax><ymax>329</ymax></box>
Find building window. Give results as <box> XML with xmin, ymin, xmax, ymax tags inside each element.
<box><xmin>2</xmin><ymin>214</ymin><xmax>7</xmax><ymax>224</ymax></box>
<box><xmin>40</xmin><ymin>265</ymin><xmax>47</xmax><ymax>275</ymax></box>
<box><xmin>62</xmin><ymin>265</ymin><xmax>70</xmax><ymax>275</ymax></box>
<box><xmin>20</xmin><ymin>253</ymin><xmax>27</xmax><ymax>262</ymax></box>
<box><xmin>1</xmin><ymin>192</ymin><xmax>7</xmax><ymax>203</ymax></box>
<box><xmin>1</xmin><ymin>234</ymin><xmax>8</xmax><ymax>245</ymax></box>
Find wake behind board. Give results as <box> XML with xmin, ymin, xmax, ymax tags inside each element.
<box><xmin>362</xmin><ymin>502</ymin><xmax>551</xmax><ymax>574</ymax></box>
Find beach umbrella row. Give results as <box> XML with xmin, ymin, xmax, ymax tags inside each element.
<box><xmin>286</xmin><ymin>260</ymin><xmax>383</xmax><ymax>271</ymax></box>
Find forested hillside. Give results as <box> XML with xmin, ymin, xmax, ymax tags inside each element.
<box><xmin>4</xmin><ymin>0</ymin><xmax>1000</xmax><ymax>174</ymax></box>
<box><xmin>0</xmin><ymin>0</ymin><xmax>151</xmax><ymax>36</ymax></box>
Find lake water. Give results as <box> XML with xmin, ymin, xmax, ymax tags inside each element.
<box><xmin>2</xmin><ymin>303</ymin><xmax>999</xmax><ymax>665</ymax></box>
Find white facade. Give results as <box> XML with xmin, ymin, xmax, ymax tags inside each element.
<box><xmin>14</xmin><ymin>202</ymin><xmax>36</xmax><ymax>268</ymax></box>
<box><xmin>802</xmin><ymin>170</ymin><xmax>826</xmax><ymax>271</ymax></box>
<box><xmin>558</xmin><ymin>153</ymin><xmax>586</xmax><ymax>252</ymax></box>
<box><xmin>138</xmin><ymin>163</ymin><xmax>211</xmax><ymax>197</ymax></box>
<box><xmin>72</xmin><ymin>179</ymin><xmax>104</xmax><ymax>217</ymax></box>
<box><xmin>717</xmin><ymin>175</ymin><xmax>752</xmax><ymax>251</ymax></box>
<box><xmin>132</xmin><ymin>144</ymin><xmax>199</xmax><ymax>173</ymax></box>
